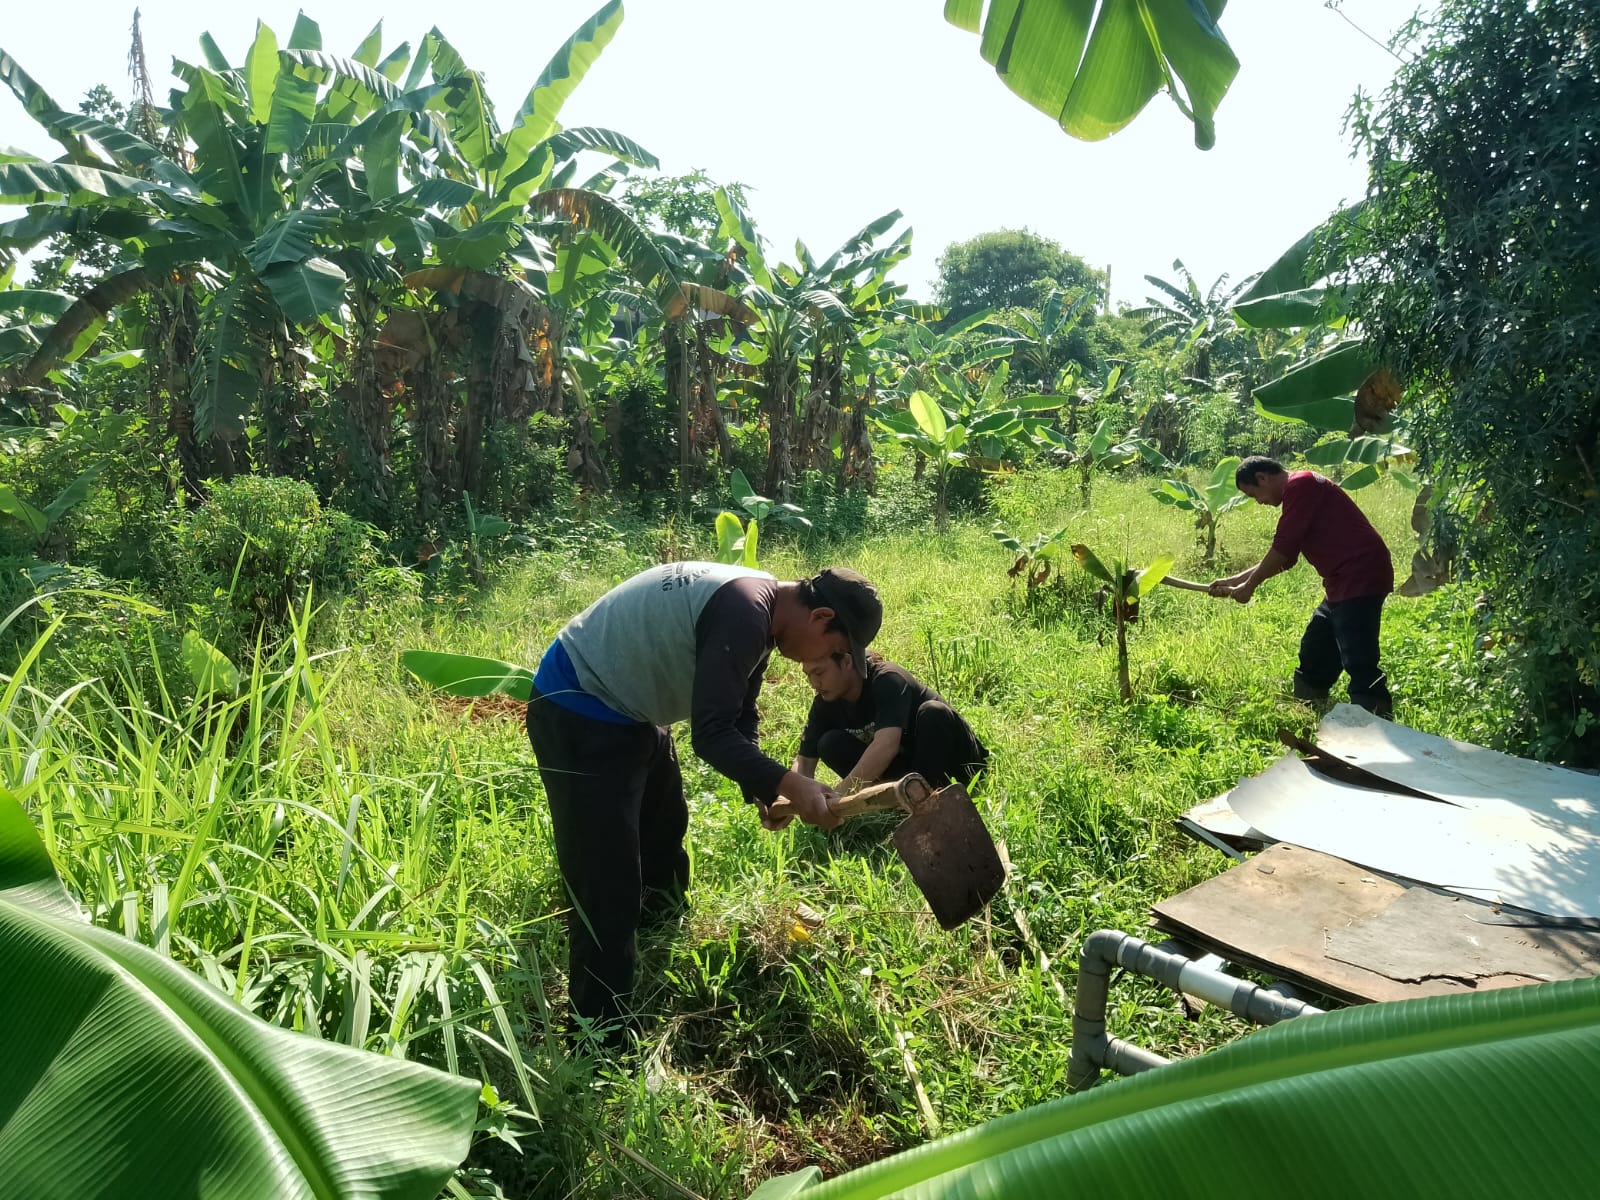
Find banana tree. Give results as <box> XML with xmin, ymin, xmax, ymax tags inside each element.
<box><xmin>942</xmin><ymin>0</ymin><xmax>1239</xmax><ymax>150</ymax></box>
<box><xmin>337</xmin><ymin>4</ymin><xmax>668</xmax><ymax>503</ymax></box>
<box><xmin>1129</xmin><ymin>259</ymin><xmax>1256</xmax><ymax>388</ymax></box>
<box><xmin>714</xmin><ymin>188</ymin><xmax>913</xmax><ymax>500</ymax></box>
<box><xmin>876</xmin><ymin>322</ymin><xmax>1066</xmax><ymax>499</ymax></box>
<box><xmin>1076</xmin><ymin>416</ymin><xmax>1167</xmax><ymax>505</ymax></box>
<box><xmin>993</xmin><ymin>287</ymin><xmax>1096</xmax><ymax>390</ymax></box>
<box><xmin>714</xmin><ymin>510</ymin><xmax>760</xmax><ymax>569</ymax></box>
<box><xmin>751</xmin><ymin>972</ymin><xmax>1600</xmax><ymax>1198</ymax></box>
<box><xmin>881</xmin><ymin>389</ymin><xmax>968</xmax><ymax>531</ymax></box>
<box><xmin>1071</xmin><ymin>543</ymin><xmax>1174</xmax><ymax>701</ymax></box>
<box><xmin>1151</xmin><ymin>456</ymin><xmax>1247</xmax><ymax>566</ymax></box>
<box><xmin>992</xmin><ymin>523</ymin><xmax>1068</xmax><ymax>601</ymax></box>
<box><xmin>0</xmin><ymin>791</ymin><xmax>476</xmax><ymax>1198</ymax></box>
<box><xmin>0</xmin><ymin>24</ymin><xmax>439</xmax><ymax>499</ymax></box>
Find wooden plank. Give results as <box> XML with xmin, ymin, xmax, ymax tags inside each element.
<box><xmin>1324</xmin><ymin>887</ymin><xmax>1600</xmax><ymax>983</ymax></box>
<box><xmin>1151</xmin><ymin>844</ymin><xmax>1571</xmax><ymax>1004</ymax></box>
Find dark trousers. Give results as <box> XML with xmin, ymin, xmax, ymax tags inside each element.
<box><xmin>816</xmin><ymin>700</ymin><xmax>988</xmax><ymax>790</ymax></box>
<box><xmin>1296</xmin><ymin>593</ymin><xmax>1393</xmax><ymax>716</ymax></box>
<box><xmin>525</xmin><ymin>689</ymin><xmax>689</xmax><ymax>1029</ymax></box>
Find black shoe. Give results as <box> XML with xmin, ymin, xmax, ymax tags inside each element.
<box><xmin>1291</xmin><ymin>677</ymin><xmax>1331</xmax><ymax>703</ymax></box>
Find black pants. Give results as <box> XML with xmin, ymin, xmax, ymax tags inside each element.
<box><xmin>1295</xmin><ymin>593</ymin><xmax>1393</xmax><ymax>716</ymax></box>
<box><xmin>816</xmin><ymin>700</ymin><xmax>988</xmax><ymax>789</ymax></box>
<box><xmin>525</xmin><ymin>688</ymin><xmax>689</xmax><ymax>1029</ymax></box>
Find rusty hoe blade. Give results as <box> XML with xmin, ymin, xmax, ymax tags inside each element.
<box><xmin>892</xmin><ymin>775</ymin><xmax>1006</xmax><ymax>930</ymax></box>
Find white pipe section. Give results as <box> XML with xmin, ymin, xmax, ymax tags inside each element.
<box><xmin>1068</xmin><ymin>929</ymin><xmax>1324</xmax><ymax>1091</ymax></box>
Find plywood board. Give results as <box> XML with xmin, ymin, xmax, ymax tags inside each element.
<box><xmin>1324</xmin><ymin>887</ymin><xmax>1600</xmax><ymax>984</ymax></box>
<box><xmin>1152</xmin><ymin>844</ymin><xmax>1570</xmax><ymax>1004</ymax></box>
<box><xmin>1226</xmin><ymin>752</ymin><xmax>1600</xmax><ymax>918</ymax></box>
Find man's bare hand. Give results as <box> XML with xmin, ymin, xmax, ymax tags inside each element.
<box><xmin>1228</xmin><ymin>583</ymin><xmax>1256</xmax><ymax>604</ymax></box>
<box><xmin>758</xmin><ymin>801</ymin><xmax>795</xmax><ymax>831</ymax></box>
<box><xmin>1207</xmin><ymin>579</ymin><xmax>1232</xmax><ymax>598</ymax></box>
<box><xmin>773</xmin><ymin>771</ymin><xmax>842</xmax><ymax>830</ymax></box>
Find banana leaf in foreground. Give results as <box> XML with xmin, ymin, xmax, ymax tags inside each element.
<box><xmin>0</xmin><ymin>790</ymin><xmax>478</xmax><ymax>1199</ymax></box>
<box><xmin>401</xmin><ymin>649</ymin><xmax>535</xmax><ymax>701</ymax></box>
<box><xmin>752</xmin><ymin>973</ymin><xmax>1600</xmax><ymax>1198</ymax></box>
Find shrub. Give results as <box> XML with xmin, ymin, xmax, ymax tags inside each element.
<box><xmin>608</xmin><ymin>367</ymin><xmax>677</xmax><ymax>496</ymax></box>
<box><xmin>724</xmin><ymin>421</ymin><xmax>768</xmax><ymax>488</ymax></box>
<box><xmin>482</xmin><ymin>412</ymin><xmax>573</xmax><ymax>520</ymax></box>
<box><xmin>161</xmin><ymin>476</ymin><xmax>383</xmax><ymax>655</ymax></box>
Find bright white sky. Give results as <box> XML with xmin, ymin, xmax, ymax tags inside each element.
<box><xmin>1</xmin><ymin>1</ymin><xmax>1419</xmax><ymax>307</ymax></box>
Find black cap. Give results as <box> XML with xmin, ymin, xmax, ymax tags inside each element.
<box><xmin>809</xmin><ymin>567</ymin><xmax>882</xmax><ymax>677</ymax></box>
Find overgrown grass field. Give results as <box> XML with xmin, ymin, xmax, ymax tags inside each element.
<box><xmin>2</xmin><ymin>471</ymin><xmax>1510</xmax><ymax>1198</ymax></box>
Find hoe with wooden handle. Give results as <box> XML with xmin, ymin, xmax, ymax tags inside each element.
<box><xmin>1159</xmin><ymin>575</ymin><xmax>1216</xmax><ymax>593</ymax></box>
<box><xmin>769</xmin><ymin>773</ymin><xmax>1005</xmax><ymax>930</ymax></box>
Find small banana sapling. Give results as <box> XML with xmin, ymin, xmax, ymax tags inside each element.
<box><xmin>1150</xmin><ymin>456</ymin><xmax>1248</xmax><ymax>568</ymax></box>
<box><xmin>1071</xmin><ymin>543</ymin><xmax>1175</xmax><ymax>702</ymax></box>
<box><xmin>714</xmin><ymin>468</ymin><xmax>810</xmax><ymax>568</ymax></box>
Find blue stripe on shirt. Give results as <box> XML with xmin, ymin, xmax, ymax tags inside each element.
<box><xmin>531</xmin><ymin>638</ymin><xmax>641</xmax><ymax>725</ymax></box>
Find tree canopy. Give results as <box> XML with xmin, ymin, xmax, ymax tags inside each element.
<box><xmin>1346</xmin><ymin>0</ymin><xmax>1600</xmax><ymax>758</ymax></box>
<box><xmin>934</xmin><ymin>229</ymin><xmax>1102</xmax><ymax>325</ymax></box>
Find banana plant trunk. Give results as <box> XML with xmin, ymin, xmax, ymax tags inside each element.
<box><xmin>695</xmin><ymin>321</ymin><xmax>734</xmax><ymax>467</ymax></box>
<box><xmin>345</xmin><ymin>284</ymin><xmax>393</xmax><ymax>519</ymax></box>
<box><xmin>676</xmin><ymin>317</ymin><xmax>691</xmax><ymax>512</ymax></box>
<box><xmin>457</xmin><ymin>308</ymin><xmax>496</xmax><ymax>503</ymax></box>
<box><xmin>762</xmin><ymin>354</ymin><xmax>796</xmax><ymax>501</ymax></box>
<box><xmin>839</xmin><ymin>375</ymin><xmax>877</xmax><ymax>491</ymax></box>
<box><xmin>259</xmin><ymin>330</ymin><xmax>310</xmax><ymax>480</ymax></box>
<box><xmin>411</xmin><ymin>313</ymin><xmax>455</xmax><ymax>529</ymax></box>
<box><xmin>1115</xmin><ymin>589</ymin><xmax>1132</xmax><ymax>701</ymax></box>
<box><xmin>151</xmin><ymin>283</ymin><xmax>204</xmax><ymax>503</ymax></box>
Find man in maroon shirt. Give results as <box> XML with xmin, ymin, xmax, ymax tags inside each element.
<box><xmin>1209</xmin><ymin>456</ymin><xmax>1395</xmax><ymax>717</ymax></box>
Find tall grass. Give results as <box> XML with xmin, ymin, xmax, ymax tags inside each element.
<box><xmin>2</xmin><ymin>472</ymin><xmax>1519</xmax><ymax>1198</ymax></box>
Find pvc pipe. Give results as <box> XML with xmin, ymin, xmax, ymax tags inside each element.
<box><xmin>1067</xmin><ymin>929</ymin><xmax>1324</xmax><ymax>1092</ymax></box>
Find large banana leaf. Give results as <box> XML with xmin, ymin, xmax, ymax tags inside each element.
<box><xmin>175</xmin><ymin>62</ymin><xmax>254</xmax><ymax>217</ymax></box>
<box><xmin>0</xmin><ymin>159</ymin><xmax>164</xmax><ymax>204</ymax></box>
<box><xmin>1231</xmin><ymin>201</ymin><xmax>1365</xmax><ymax>329</ymax></box>
<box><xmin>193</xmin><ymin>278</ymin><xmax>272</xmax><ymax>440</ymax></box>
<box><xmin>0</xmin><ymin>49</ymin><xmax>89</xmax><ymax>160</ymax></box>
<box><xmin>1253</xmin><ymin>340</ymin><xmax>1376</xmax><ymax>430</ymax></box>
<box><xmin>945</xmin><ymin>0</ymin><xmax>1239</xmax><ymax>150</ymax></box>
<box><xmin>402</xmin><ymin>650</ymin><xmax>534</xmax><ymax>701</ymax></box>
<box><xmin>0</xmin><ymin>789</ymin><xmax>477</xmax><ymax>1199</ymax></box>
<box><xmin>753</xmin><ymin>973</ymin><xmax>1600</xmax><ymax>1198</ymax></box>
<box><xmin>500</xmin><ymin>0</ymin><xmax>625</xmax><ymax>180</ymax></box>
<box><xmin>32</xmin><ymin>110</ymin><xmax>197</xmax><ymax>193</ymax></box>
<box><xmin>529</xmin><ymin>188</ymin><xmax>675</xmax><ymax>299</ymax></box>
<box><xmin>1204</xmin><ymin>455</ymin><xmax>1245</xmax><ymax>513</ymax></box>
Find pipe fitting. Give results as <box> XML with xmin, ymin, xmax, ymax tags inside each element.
<box><xmin>1067</xmin><ymin>928</ymin><xmax>1324</xmax><ymax>1092</ymax></box>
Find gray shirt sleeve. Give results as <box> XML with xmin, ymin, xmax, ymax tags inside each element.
<box><xmin>690</xmin><ymin>577</ymin><xmax>789</xmax><ymax>803</ymax></box>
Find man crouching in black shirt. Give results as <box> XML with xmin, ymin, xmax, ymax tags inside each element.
<box><xmin>793</xmin><ymin>648</ymin><xmax>987</xmax><ymax>794</ymax></box>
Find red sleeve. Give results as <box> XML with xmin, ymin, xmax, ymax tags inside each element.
<box><xmin>1270</xmin><ymin>475</ymin><xmax>1316</xmax><ymax>565</ymax></box>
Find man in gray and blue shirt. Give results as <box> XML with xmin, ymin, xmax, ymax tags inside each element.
<box><xmin>525</xmin><ymin>561</ymin><xmax>882</xmax><ymax>1037</ymax></box>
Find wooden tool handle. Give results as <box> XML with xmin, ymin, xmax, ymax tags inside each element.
<box><xmin>1160</xmin><ymin>575</ymin><xmax>1214</xmax><ymax>593</ymax></box>
<box><xmin>768</xmin><ymin>773</ymin><xmax>933</xmax><ymax>823</ymax></box>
